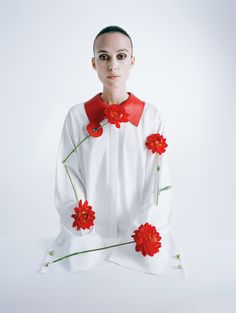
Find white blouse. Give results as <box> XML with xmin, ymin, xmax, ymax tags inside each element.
<box><xmin>39</xmin><ymin>93</ymin><xmax>186</xmax><ymax>278</ymax></box>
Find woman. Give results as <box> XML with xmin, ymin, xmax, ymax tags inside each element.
<box><xmin>40</xmin><ymin>25</ymin><xmax>186</xmax><ymax>278</ymax></box>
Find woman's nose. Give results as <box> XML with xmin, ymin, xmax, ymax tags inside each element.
<box><xmin>108</xmin><ymin>59</ymin><xmax>118</xmax><ymax>71</ymax></box>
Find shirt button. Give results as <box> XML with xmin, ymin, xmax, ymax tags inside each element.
<box><xmin>176</xmin><ymin>254</ymin><xmax>181</xmax><ymax>259</ymax></box>
<box><xmin>48</xmin><ymin>250</ymin><xmax>55</xmax><ymax>256</ymax></box>
<box><xmin>177</xmin><ymin>264</ymin><xmax>182</xmax><ymax>269</ymax></box>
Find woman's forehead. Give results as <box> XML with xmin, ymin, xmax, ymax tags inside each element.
<box><xmin>94</xmin><ymin>32</ymin><xmax>132</xmax><ymax>53</ymax></box>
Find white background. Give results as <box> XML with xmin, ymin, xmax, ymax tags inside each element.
<box><xmin>0</xmin><ymin>0</ymin><xmax>235</xmax><ymax>312</ymax></box>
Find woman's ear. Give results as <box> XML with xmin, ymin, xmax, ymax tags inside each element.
<box><xmin>131</xmin><ymin>56</ymin><xmax>135</xmax><ymax>66</ymax></box>
<box><xmin>91</xmin><ymin>57</ymin><xmax>96</xmax><ymax>70</ymax></box>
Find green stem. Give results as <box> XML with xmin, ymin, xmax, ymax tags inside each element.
<box><xmin>62</xmin><ymin>121</ymin><xmax>110</xmax><ymax>212</ymax></box>
<box><xmin>64</xmin><ymin>164</ymin><xmax>79</xmax><ymax>204</ymax></box>
<box><xmin>50</xmin><ymin>240</ymin><xmax>135</xmax><ymax>265</ymax></box>
<box><xmin>156</xmin><ymin>185</ymin><xmax>172</xmax><ymax>206</ymax></box>
<box><xmin>63</xmin><ymin>135</ymin><xmax>90</xmax><ymax>163</ymax></box>
<box><xmin>159</xmin><ymin>185</ymin><xmax>172</xmax><ymax>192</ymax></box>
<box><xmin>62</xmin><ymin>121</ymin><xmax>109</xmax><ymax>163</ymax></box>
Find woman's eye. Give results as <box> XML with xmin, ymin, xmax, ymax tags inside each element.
<box><xmin>117</xmin><ymin>53</ymin><xmax>127</xmax><ymax>60</ymax></box>
<box><xmin>99</xmin><ymin>54</ymin><xmax>109</xmax><ymax>60</ymax></box>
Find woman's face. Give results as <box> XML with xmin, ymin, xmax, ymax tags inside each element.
<box><xmin>92</xmin><ymin>32</ymin><xmax>135</xmax><ymax>89</ymax></box>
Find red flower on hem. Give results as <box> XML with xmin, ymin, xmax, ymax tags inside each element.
<box><xmin>131</xmin><ymin>222</ymin><xmax>162</xmax><ymax>256</ymax></box>
<box><xmin>145</xmin><ymin>133</ymin><xmax>168</xmax><ymax>154</ymax></box>
<box><xmin>71</xmin><ymin>199</ymin><xmax>96</xmax><ymax>230</ymax></box>
<box><xmin>86</xmin><ymin>122</ymin><xmax>103</xmax><ymax>137</ymax></box>
<box><xmin>104</xmin><ymin>104</ymin><xmax>129</xmax><ymax>128</ymax></box>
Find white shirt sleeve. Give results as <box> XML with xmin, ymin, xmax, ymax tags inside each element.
<box><xmin>129</xmin><ymin>113</ymin><xmax>174</xmax><ymax>234</ymax></box>
<box><xmin>54</xmin><ymin>109</ymin><xmax>88</xmax><ymax>236</ymax></box>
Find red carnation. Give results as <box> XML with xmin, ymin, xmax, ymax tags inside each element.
<box><xmin>104</xmin><ymin>104</ymin><xmax>129</xmax><ymax>128</ymax></box>
<box><xmin>131</xmin><ymin>222</ymin><xmax>162</xmax><ymax>256</ymax></box>
<box><xmin>86</xmin><ymin>122</ymin><xmax>103</xmax><ymax>137</ymax></box>
<box><xmin>145</xmin><ymin>133</ymin><xmax>168</xmax><ymax>154</ymax></box>
<box><xmin>71</xmin><ymin>199</ymin><xmax>96</xmax><ymax>230</ymax></box>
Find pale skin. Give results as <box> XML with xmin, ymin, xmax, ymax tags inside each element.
<box><xmin>91</xmin><ymin>32</ymin><xmax>135</xmax><ymax>105</ymax></box>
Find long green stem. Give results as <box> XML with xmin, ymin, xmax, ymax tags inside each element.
<box><xmin>49</xmin><ymin>240</ymin><xmax>135</xmax><ymax>265</ymax></box>
<box><xmin>62</xmin><ymin>121</ymin><xmax>110</xmax><ymax>211</ymax></box>
<box><xmin>64</xmin><ymin>164</ymin><xmax>79</xmax><ymax>204</ymax></box>
<box><xmin>63</xmin><ymin>135</ymin><xmax>90</xmax><ymax>163</ymax></box>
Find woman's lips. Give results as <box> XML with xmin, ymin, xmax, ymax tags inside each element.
<box><xmin>107</xmin><ymin>76</ymin><xmax>120</xmax><ymax>79</ymax></box>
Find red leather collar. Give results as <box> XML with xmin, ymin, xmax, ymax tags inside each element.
<box><xmin>84</xmin><ymin>92</ymin><xmax>145</xmax><ymax>127</ymax></box>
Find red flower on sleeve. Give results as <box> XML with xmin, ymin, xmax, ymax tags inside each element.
<box><xmin>71</xmin><ymin>199</ymin><xmax>96</xmax><ymax>230</ymax></box>
<box><xmin>145</xmin><ymin>133</ymin><xmax>168</xmax><ymax>154</ymax></box>
<box><xmin>104</xmin><ymin>104</ymin><xmax>129</xmax><ymax>128</ymax></box>
<box><xmin>131</xmin><ymin>222</ymin><xmax>162</xmax><ymax>256</ymax></box>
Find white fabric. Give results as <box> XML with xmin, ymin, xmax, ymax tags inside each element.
<box><xmin>39</xmin><ymin>99</ymin><xmax>186</xmax><ymax>277</ymax></box>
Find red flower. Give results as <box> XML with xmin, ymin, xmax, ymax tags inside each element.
<box><xmin>86</xmin><ymin>122</ymin><xmax>103</xmax><ymax>137</ymax></box>
<box><xmin>71</xmin><ymin>199</ymin><xmax>96</xmax><ymax>230</ymax></box>
<box><xmin>145</xmin><ymin>133</ymin><xmax>168</xmax><ymax>154</ymax></box>
<box><xmin>104</xmin><ymin>104</ymin><xmax>129</xmax><ymax>128</ymax></box>
<box><xmin>131</xmin><ymin>222</ymin><xmax>162</xmax><ymax>256</ymax></box>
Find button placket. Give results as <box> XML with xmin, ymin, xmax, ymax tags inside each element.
<box><xmin>108</xmin><ymin>125</ymin><xmax>119</xmax><ymax>237</ymax></box>
<box><xmin>107</xmin><ymin>124</ymin><xmax>117</xmax><ymax>237</ymax></box>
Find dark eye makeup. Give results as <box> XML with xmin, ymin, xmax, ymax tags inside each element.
<box><xmin>99</xmin><ymin>53</ymin><xmax>127</xmax><ymax>60</ymax></box>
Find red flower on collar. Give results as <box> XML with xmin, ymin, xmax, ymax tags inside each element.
<box><xmin>86</xmin><ymin>122</ymin><xmax>103</xmax><ymax>137</ymax></box>
<box><xmin>145</xmin><ymin>133</ymin><xmax>168</xmax><ymax>154</ymax></box>
<box><xmin>103</xmin><ymin>104</ymin><xmax>129</xmax><ymax>128</ymax></box>
<box><xmin>84</xmin><ymin>92</ymin><xmax>145</xmax><ymax>128</ymax></box>
<box><xmin>85</xmin><ymin>105</ymin><xmax>129</xmax><ymax>137</ymax></box>
<box><xmin>71</xmin><ymin>199</ymin><xmax>96</xmax><ymax>230</ymax></box>
<box><xmin>131</xmin><ymin>222</ymin><xmax>162</xmax><ymax>256</ymax></box>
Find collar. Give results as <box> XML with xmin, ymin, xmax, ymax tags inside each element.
<box><xmin>84</xmin><ymin>92</ymin><xmax>145</xmax><ymax>127</ymax></box>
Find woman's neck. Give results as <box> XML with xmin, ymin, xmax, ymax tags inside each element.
<box><xmin>100</xmin><ymin>88</ymin><xmax>129</xmax><ymax>105</ymax></box>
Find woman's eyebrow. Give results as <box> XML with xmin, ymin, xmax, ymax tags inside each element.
<box><xmin>97</xmin><ymin>49</ymin><xmax>128</xmax><ymax>53</ymax></box>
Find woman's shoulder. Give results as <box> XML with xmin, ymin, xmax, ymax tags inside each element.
<box><xmin>68</xmin><ymin>101</ymin><xmax>85</xmax><ymax>115</ymax></box>
<box><xmin>64</xmin><ymin>101</ymin><xmax>87</xmax><ymax>124</ymax></box>
<box><xmin>143</xmin><ymin>100</ymin><xmax>163</xmax><ymax>124</ymax></box>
